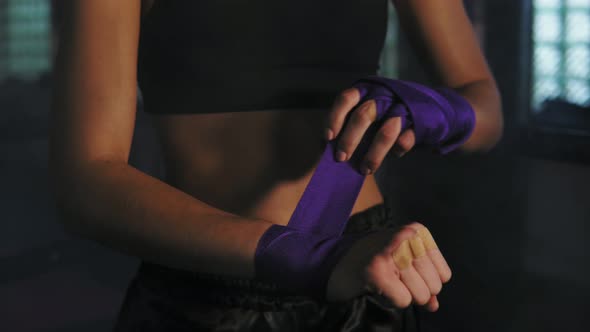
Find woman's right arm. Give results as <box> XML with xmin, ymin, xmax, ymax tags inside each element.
<box><xmin>49</xmin><ymin>1</ymin><xmax>448</xmax><ymax>308</ymax></box>
<box><xmin>49</xmin><ymin>0</ymin><xmax>271</xmax><ymax>278</ymax></box>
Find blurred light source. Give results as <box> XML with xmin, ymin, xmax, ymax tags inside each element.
<box><xmin>378</xmin><ymin>2</ymin><xmax>398</xmax><ymax>79</ymax></box>
<box><xmin>0</xmin><ymin>0</ymin><xmax>51</xmax><ymax>81</ymax></box>
<box><xmin>532</xmin><ymin>0</ymin><xmax>590</xmax><ymax>110</ymax></box>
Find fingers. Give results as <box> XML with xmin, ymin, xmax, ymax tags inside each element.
<box><xmin>360</xmin><ymin>117</ymin><xmax>402</xmax><ymax>175</ymax></box>
<box><xmin>392</xmin><ymin>239</ymin><xmax>433</xmax><ymax>305</ymax></box>
<box><xmin>362</xmin><ymin>221</ymin><xmax>451</xmax><ymax>311</ymax></box>
<box><xmin>366</xmin><ymin>253</ymin><xmax>413</xmax><ymax>308</ymax></box>
<box><xmin>364</xmin><ymin>227</ymin><xmax>425</xmax><ymax>308</ymax></box>
<box><xmin>391</xmin><ymin>129</ymin><xmax>416</xmax><ymax>157</ymax></box>
<box><xmin>327</xmin><ymin>89</ymin><xmax>415</xmax><ymax>170</ymax></box>
<box><xmin>409</xmin><ymin>236</ymin><xmax>443</xmax><ymax>295</ymax></box>
<box><xmin>335</xmin><ymin>100</ymin><xmax>378</xmax><ymax>162</ymax></box>
<box><xmin>424</xmin><ymin>296</ymin><xmax>439</xmax><ymax>312</ymax></box>
<box><xmin>385</xmin><ymin>224</ymin><xmax>451</xmax><ymax>309</ymax></box>
<box><xmin>364</xmin><ymin>228</ymin><xmax>416</xmax><ymax>308</ymax></box>
<box><xmin>326</xmin><ymin>88</ymin><xmax>361</xmax><ymax>141</ymax></box>
<box><xmin>408</xmin><ymin>223</ymin><xmax>452</xmax><ymax>283</ymax></box>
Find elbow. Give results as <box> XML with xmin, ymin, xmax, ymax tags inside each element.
<box><xmin>492</xmin><ymin>113</ymin><xmax>504</xmax><ymax>149</ymax></box>
<box><xmin>50</xmin><ymin>157</ymin><xmax>129</xmax><ymax>239</ymax></box>
<box><xmin>483</xmin><ymin>104</ymin><xmax>504</xmax><ymax>151</ymax></box>
<box><xmin>454</xmin><ymin>78</ymin><xmax>504</xmax><ymax>153</ymax></box>
<box><xmin>480</xmin><ymin>78</ymin><xmax>504</xmax><ymax>151</ymax></box>
<box><xmin>487</xmin><ymin>87</ymin><xmax>504</xmax><ymax>150</ymax></box>
<box><xmin>54</xmin><ymin>195</ymin><xmax>82</xmax><ymax>236</ymax></box>
<box><xmin>49</xmin><ymin>157</ymin><xmax>102</xmax><ymax>238</ymax></box>
<box><xmin>51</xmin><ymin>171</ymin><xmax>90</xmax><ymax>237</ymax></box>
<box><xmin>460</xmin><ymin>110</ymin><xmax>503</xmax><ymax>153</ymax></box>
<box><xmin>52</xmin><ymin>179</ymin><xmax>108</xmax><ymax>240</ymax></box>
<box><xmin>463</xmin><ymin>83</ymin><xmax>504</xmax><ymax>153</ymax></box>
<box><xmin>471</xmin><ymin>108</ymin><xmax>503</xmax><ymax>153</ymax></box>
<box><xmin>49</xmin><ymin>155</ymin><xmax>78</xmax><ymax>233</ymax></box>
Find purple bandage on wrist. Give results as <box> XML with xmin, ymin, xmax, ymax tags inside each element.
<box><xmin>353</xmin><ymin>76</ymin><xmax>476</xmax><ymax>154</ymax></box>
<box><xmin>254</xmin><ymin>76</ymin><xmax>475</xmax><ymax>298</ymax></box>
<box><xmin>255</xmin><ymin>224</ymin><xmax>364</xmax><ymax>298</ymax></box>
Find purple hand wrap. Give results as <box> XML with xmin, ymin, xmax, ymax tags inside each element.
<box><xmin>254</xmin><ymin>76</ymin><xmax>476</xmax><ymax>298</ymax></box>
<box><xmin>353</xmin><ymin>76</ymin><xmax>476</xmax><ymax>154</ymax></box>
<box><xmin>255</xmin><ymin>225</ymin><xmax>363</xmax><ymax>296</ymax></box>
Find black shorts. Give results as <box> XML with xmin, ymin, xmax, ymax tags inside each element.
<box><xmin>113</xmin><ymin>199</ymin><xmax>418</xmax><ymax>332</ymax></box>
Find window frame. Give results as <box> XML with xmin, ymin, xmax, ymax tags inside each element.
<box><xmin>526</xmin><ymin>0</ymin><xmax>590</xmax><ymax>164</ymax></box>
<box><xmin>484</xmin><ymin>0</ymin><xmax>590</xmax><ymax>164</ymax></box>
<box><xmin>531</xmin><ymin>1</ymin><xmax>590</xmax><ymax>111</ymax></box>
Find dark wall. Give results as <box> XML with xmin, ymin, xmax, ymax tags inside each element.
<box><xmin>381</xmin><ymin>1</ymin><xmax>590</xmax><ymax>331</ymax></box>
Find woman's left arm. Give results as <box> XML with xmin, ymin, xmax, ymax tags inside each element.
<box><xmin>393</xmin><ymin>0</ymin><xmax>503</xmax><ymax>152</ymax></box>
<box><xmin>327</xmin><ymin>0</ymin><xmax>503</xmax><ymax>171</ymax></box>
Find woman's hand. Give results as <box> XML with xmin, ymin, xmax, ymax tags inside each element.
<box><xmin>325</xmin><ymin>88</ymin><xmax>416</xmax><ymax>175</ymax></box>
<box><xmin>326</xmin><ymin>222</ymin><xmax>452</xmax><ymax>312</ymax></box>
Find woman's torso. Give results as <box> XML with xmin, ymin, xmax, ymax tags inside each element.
<box><xmin>152</xmin><ymin>110</ymin><xmax>384</xmax><ymax>225</ymax></box>
<box><xmin>138</xmin><ymin>0</ymin><xmax>389</xmax><ymax>225</ymax></box>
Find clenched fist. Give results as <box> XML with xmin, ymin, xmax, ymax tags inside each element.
<box><xmin>326</xmin><ymin>223</ymin><xmax>451</xmax><ymax>312</ymax></box>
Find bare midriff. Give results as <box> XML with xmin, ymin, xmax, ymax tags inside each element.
<box><xmin>150</xmin><ymin>108</ymin><xmax>385</xmax><ymax>227</ymax></box>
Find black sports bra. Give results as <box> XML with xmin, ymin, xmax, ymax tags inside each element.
<box><xmin>137</xmin><ymin>0</ymin><xmax>388</xmax><ymax>114</ymax></box>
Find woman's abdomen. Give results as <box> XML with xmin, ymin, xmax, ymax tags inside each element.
<box><xmin>151</xmin><ymin>108</ymin><xmax>384</xmax><ymax>225</ymax></box>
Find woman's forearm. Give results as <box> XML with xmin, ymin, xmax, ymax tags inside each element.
<box><xmin>392</xmin><ymin>0</ymin><xmax>503</xmax><ymax>152</ymax></box>
<box><xmin>52</xmin><ymin>159</ymin><xmax>271</xmax><ymax>278</ymax></box>
<box><xmin>50</xmin><ymin>1</ymin><xmax>273</xmax><ymax>280</ymax></box>
<box><xmin>456</xmin><ymin>79</ymin><xmax>503</xmax><ymax>152</ymax></box>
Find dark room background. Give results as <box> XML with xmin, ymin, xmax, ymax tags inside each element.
<box><xmin>1</xmin><ymin>0</ymin><xmax>588</xmax><ymax>331</ymax></box>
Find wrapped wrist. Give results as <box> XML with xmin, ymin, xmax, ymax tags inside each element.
<box><xmin>352</xmin><ymin>76</ymin><xmax>476</xmax><ymax>154</ymax></box>
<box><xmin>254</xmin><ymin>224</ymin><xmax>366</xmax><ymax>299</ymax></box>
